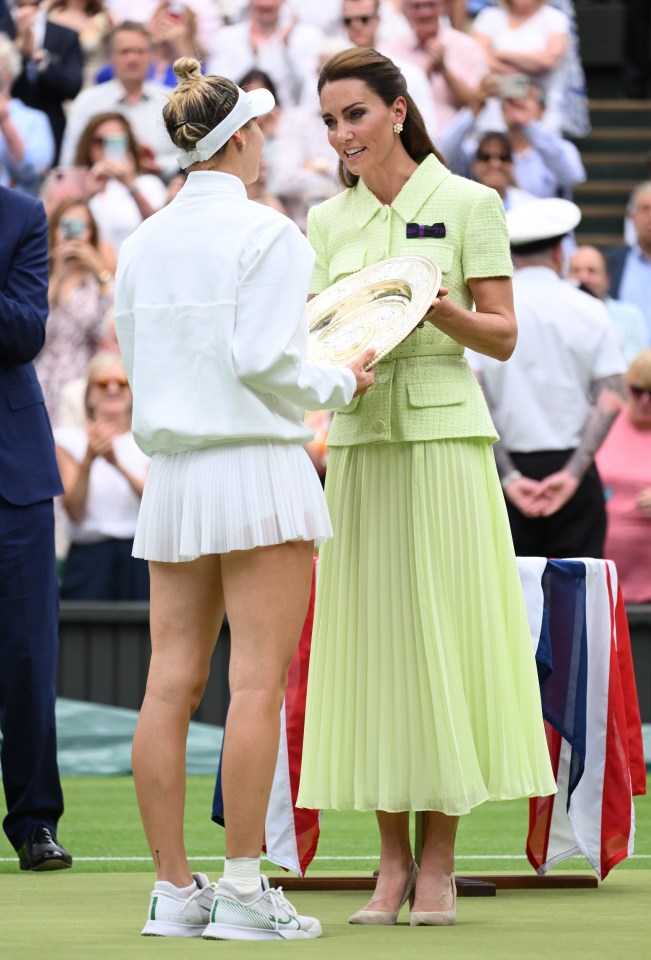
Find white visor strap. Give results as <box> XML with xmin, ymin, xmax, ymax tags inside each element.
<box><xmin>177</xmin><ymin>86</ymin><xmax>274</xmax><ymax>170</ymax></box>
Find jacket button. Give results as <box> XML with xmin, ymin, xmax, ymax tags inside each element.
<box><xmin>376</xmin><ymin>371</ymin><xmax>389</xmax><ymax>384</ymax></box>
<box><xmin>374</xmin><ymin>419</ymin><xmax>386</xmax><ymax>432</ymax></box>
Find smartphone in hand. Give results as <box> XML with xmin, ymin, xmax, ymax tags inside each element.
<box><xmin>497</xmin><ymin>74</ymin><xmax>530</xmax><ymax>99</ymax></box>
<box><xmin>103</xmin><ymin>133</ymin><xmax>129</xmax><ymax>163</ymax></box>
<box><xmin>60</xmin><ymin>217</ymin><xmax>86</xmax><ymax>240</ymax></box>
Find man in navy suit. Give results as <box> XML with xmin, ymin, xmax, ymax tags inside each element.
<box><xmin>0</xmin><ymin>184</ymin><xmax>72</xmax><ymax>871</ymax></box>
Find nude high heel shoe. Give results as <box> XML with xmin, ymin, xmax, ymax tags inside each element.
<box><xmin>409</xmin><ymin>875</ymin><xmax>457</xmax><ymax>926</ymax></box>
<box><xmin>348</xmin><ymin>860</ymin><xmax>418</xmax><ymax>925</ymax></box>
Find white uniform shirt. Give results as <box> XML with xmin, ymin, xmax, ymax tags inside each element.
<box><xmin>472</xmin><ymin>266</ymin><xmax>625</xmax><ymax>452</ymax></box>
<box><xmin>115</xmin><ymin>171</ymin><xmax>355</xmax><ymax>457</ymax></box>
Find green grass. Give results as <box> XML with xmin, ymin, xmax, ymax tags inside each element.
<box><xmin>1</xmin><ymin>871</ymin><xmax>651</xmax><ymax>960</ymax></box>
<box><xmin>1</xmin><ymin>775</ymin><xmax>649</xmax><ymax>875</ymax></box>
<box><xmin>1</xmin><ymin>778</ymin><xmax>650</xmax><ymax>959</ymax></box>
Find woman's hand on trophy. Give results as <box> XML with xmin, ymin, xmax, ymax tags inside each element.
<box><xmin>347</xmin><ymin>347</ymin><xmax>377</xmax><ymax>396</ymax></box>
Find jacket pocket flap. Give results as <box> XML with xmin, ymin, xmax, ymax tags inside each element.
<box><xmin>406</xmin><ymin>381</ymin><xmax>466</xmax><ymax>408</ymax></box>
<box><xmin>8</xmin><ymin>380</ymin><xmax>45</xmax><ymax>411</ymax></box>
<box><xmin>328</xmin><ymin>249</ymin><xmax>367</xmax><ymax>284</ymax></box>
<box><xmin>335</xmin><ymin>394</ymin><xmax>361</xmax><ymax>414</ymax></box>
<box><xmin>404</xmin><ymin>242</ymin><xmax>454</xmax><ymax>275</ymax></box>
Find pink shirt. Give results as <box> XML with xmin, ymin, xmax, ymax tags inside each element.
<box><xmin>596</xmin><ymin>412</ymin><xmax>651</xmax><ymax>603</ymax></box>
<box><xmin>386</xmin><ymin>25</ymin><xmax>488</xmax><ymax>133</ymax></box>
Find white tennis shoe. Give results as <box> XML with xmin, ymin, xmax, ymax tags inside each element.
<box><xmin>141</xmin><ymin>872</ymin><xmax>216</xmax><ymax>937</ymax></box>
<box><xmin>202</xmin><ymin>875</ymin><xmax>322</xmax><ymax>941</ymax></box>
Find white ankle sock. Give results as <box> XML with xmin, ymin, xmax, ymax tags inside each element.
<box><xmin>154</xmin><ymin>878</ymin><xmax>197</xmax><ymax>897</ymax></box>
<box><xmin>223</xmin><ymin>856</ymin><xmax>261</xmax><ymax>895</ymax></box>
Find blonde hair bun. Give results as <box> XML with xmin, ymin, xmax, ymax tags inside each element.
<box><xmin>174</xmin><ymin>57</ymin><xmax>203</xmax><ymax>85</ymax></box>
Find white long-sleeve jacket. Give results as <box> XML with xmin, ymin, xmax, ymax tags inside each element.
<box><xmin>115</xmin><ymin>171</ymin><xmax>355</xmax><ymax>457</ymax></box>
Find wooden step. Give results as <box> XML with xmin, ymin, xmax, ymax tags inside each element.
<box><xmin>575</xmin><ymin>180</ymin><xmax>637</xmax><ymax>193</ymax></box>
<box><xmin>585</xmin><ymin>128</ymin><xmax>651</xmax><ymax>140</ymax></box>
<box><xmin>581</xmin><ymin>138</ymin><xmax>651</xmax><ymax>157</ymax></box>
<box><xmin>582</xmin><ymin>148</ymin><xmax>651</xmax><ymax>162</ymax></box>
<box><xmin>575</xmin><ymin>187</ymin><xmax>635</xmax><ymax>206</ymax></box>
<box><xmin>579</xmin><ymin>202</ymin><xmax>627</xmax><ymax>215</ymax></box>
<box><xmin>578</xmin><ymin>220</ymin><xmax>626</xmax><ymax>236</ymax></box>
<box><xmin>574</xmin><ymin>232</ymin><xmax>625</xmax><ymax>249</ymax></box>
<box><xmin>581</xmin><ymin>156</ymin><xmax>650</xmax><ymax>179</ymax></box>
<box><xmin>589</xmin><ymin>100</ymin><xmax>651</xmax><ymax>110</ymax></box>
<box><xmin>587</xmin><ymin>100</ymin><xmax>651</xmax><ymax>128</ymax></box>
<box><xmin>583</xmin><ymin>153</ymin><xmax>651</xmax><ymax>163</ymax></box>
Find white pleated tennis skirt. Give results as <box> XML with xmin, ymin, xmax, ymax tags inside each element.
<box><xmin>132</xmin><ymin>440</ymin><xmax>333</xmax><ymax>562</ymax></box>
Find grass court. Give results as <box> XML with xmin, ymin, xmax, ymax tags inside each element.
<box><xmin>1</xmin><ymin>774</ymin><xmax>650</xmax><ymax>959</ymax></box>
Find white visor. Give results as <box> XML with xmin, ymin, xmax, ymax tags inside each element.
<box><xmin>177</xmin><ymin>86</ymin><xmax>275</xmax><ymax>170</ymax></box>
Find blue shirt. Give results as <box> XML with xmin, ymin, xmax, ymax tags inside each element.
<box><xmin>0</xmin><ymin>99</ymin><xmax>55</xmax><ymax>196</ymax></box>
<box><xmin>619</xmin><ymin>244</ymin><xmax>651</xmax><ymax>343</ymax></box>
<box><xmin>94</xmin><ymin>61</ymin><xmax>205</xmax><ymax>88</ymax></box>
<box><xmin>606</xmin><ymin>296</ymin><xmax>650</xmax><ymax>364</ymax></box>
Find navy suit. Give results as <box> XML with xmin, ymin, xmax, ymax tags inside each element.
<box><xmin>0</xmin><ymin>13</ymin><xmax>83</xmax><ymax>160</ymax></box>
<box><xmin>0</xmin><ymin>185</ymin><xmax>66</xmax><ymax>851</ymax></box>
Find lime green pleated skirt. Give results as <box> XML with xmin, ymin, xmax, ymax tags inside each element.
<box><xmin>297</xmin><ymin>439</ymin><xmax>557</xmax><ymax>815</ymax></box>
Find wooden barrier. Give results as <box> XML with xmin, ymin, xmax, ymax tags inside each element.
<box><xmin>57</xmin><ymin>602</ymin><xmax>230</xmax><ymax>726</ymax></box>
<box><xmin>58</xmin><ymin>602</ymin><xmax>651</xmax><ymax>725</ymax></box>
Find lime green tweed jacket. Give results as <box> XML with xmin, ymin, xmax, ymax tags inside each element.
<box><xmin>307</xmin><ymin>155</ymin><xmax>513</xmax><ymax>446</ymax></box>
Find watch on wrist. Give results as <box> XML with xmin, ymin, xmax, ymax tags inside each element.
<box><xmin>500</xmin><ymin>469</ymin><xmax>522</xmax><ymax>489</ymax></box>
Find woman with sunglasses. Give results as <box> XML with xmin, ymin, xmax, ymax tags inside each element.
<box><xmin>596</xmin><ymin>349</ymin><xmax>651</xmax><ymax>603</ymax></box>
<box><xmin>54</xmin><ymin>351</ymin><xmax>150</xmax><ymax>600</ymax></box>
<box><xmin>471</xmin><ymin>131</ymin><xmax>534</xmax><ymax>210</ymax></box>
<box><xmin>73</xmin><ymin>111</ymin><xmax>167</xmax><ymax>253</ymax></box>
<box><xmin>35</xmin><ymin>196</ymin><xmax>114</xmax><ymax>427</ymax></box>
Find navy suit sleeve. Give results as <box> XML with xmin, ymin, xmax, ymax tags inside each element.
<box><xmin>41</xmin><ymin>26</ymin><xmax>84</xmax><ymax>101</ymax></box>
<box><xmin>0</xmin><ymin>199</ymin><xmax>49</xmax><ymax>365</ymax></box>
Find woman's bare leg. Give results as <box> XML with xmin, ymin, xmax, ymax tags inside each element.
<box><xmin>132</xmin><ymin>555</ymin><xmax>224</xmax><ymax>886</ymax></box>
<box><xmin>220</xmin><ymin>540</ymin><xmax>314</xmax><ymax>857</ymax></box>
<box><xmin>412</xmin><ymin>811</ymin><xmax>458</xmax><ymax>912</ymax></box>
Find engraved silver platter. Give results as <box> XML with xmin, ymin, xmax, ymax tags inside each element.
<box><xmin>307</xmin><ymin>255</ymin><xmax>442</xmax><ymax>370</ymax></box>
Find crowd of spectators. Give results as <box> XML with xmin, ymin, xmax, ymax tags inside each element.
<box><xmin>1</xmin><ymin>0</ymin><xmax>649</xmax><ymax>600</ymax></box>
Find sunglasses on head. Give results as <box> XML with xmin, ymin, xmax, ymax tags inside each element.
<box><xmin>630</xmin><ymin>385</ymin><xmax>651</xmax><ymax>399</ymax></box>
<box><xmin>343</xmin><ymin>15</ymin><xmax>375</xmax><ymax>26</ymax></box>
<box><xmin>476</xmin><ymin>151</ymin><xmax>512</xmax><ymax>163</ymax></box>
<box><xmin>94</xmin><ymin>376</ymin><xmax>129</xmax><ymax>389</ymax></box>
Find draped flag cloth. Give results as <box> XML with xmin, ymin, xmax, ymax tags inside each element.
<box><xmin>520</xmin><ymin>558</ymin><xmax>646</xmax><ymax>880</ymax></box>
<box><xmin>213</xmin><ymin>557</ymin><xmax>645</xmax><ymax>879</ymax></box>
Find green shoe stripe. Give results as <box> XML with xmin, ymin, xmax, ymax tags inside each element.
<box><xmin>150</xmin><ymin>895</ymin><xmax>158</xmax><ymax>921</ymax></box>
<box><xmin>270</xmin><ymin>915</ymin><xmax>301</xmax><ymax>928</ymax></box>
<box><xmin>214</xmin><ymin>897</ymin><xmax>277</xmax><ymax>930</ymax></box>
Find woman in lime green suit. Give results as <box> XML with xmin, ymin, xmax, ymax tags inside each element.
<box><xmin>296</xmin><ymin>48</ymin><xmax>556</xmax><ymax>927</ymax></box>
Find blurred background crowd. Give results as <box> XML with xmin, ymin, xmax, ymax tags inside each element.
<box><xmin>1</xmin><ymin>0</ymin><xmax>650</xmax><ymax>603</ymax></box>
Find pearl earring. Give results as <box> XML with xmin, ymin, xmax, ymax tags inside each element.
<box><xmin>393</xmin><ymin>122</ymin><xmax>403</xmax><ymax>134</ymax></box>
